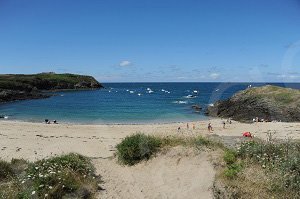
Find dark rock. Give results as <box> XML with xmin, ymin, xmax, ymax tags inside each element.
<box><xmin>192</xmin><ymin>104</ymin><xmax>202</xmax><ymax>112</ymax></box>
<box><xmin>0</xmin><ymin>89</ymin><xmax>50</xmax><ymax>103</ymax></box>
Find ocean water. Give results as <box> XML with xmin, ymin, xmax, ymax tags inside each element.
<box><xmin>0</xmin><ymin>82</ymin><xmax>299</xmax><ymax>124</ymax></box>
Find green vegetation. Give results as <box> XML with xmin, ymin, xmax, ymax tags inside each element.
<box><xmin>0</xmin><ymin>160</ymin><xmax>14</xmax><ymax>180</ymax></box>
<box><xmin>216</xmin><ymin>138</ymin><xmax>300</xmax><ymax>198</ymax></box>
<box><xmin>116</xmin><ymin>133</ymin><xmax>222</xmax><ymax>165</ymax></box>
<box><xmin>116</xmin><ymin>133</ymin><xmax>161</xmax><ymax>165</ymax></box>
<box><xmin>241</xmin><ymin>85</ymin><xmax>300</xmax><ymax>106</ymax></box>
<box><xmin>0</xmin><ymin>153</ymin><xmax>101</xmax><ymax>199</ymax></box>
<box><xmin>0</xmin><ymin>72</ymin><xmax>102</xmax><ymax>91</ymax></box>
<box><xmin>222</xmin><ymin>150</ymin><xmax>242</xmax><ymax>179</ymax></box>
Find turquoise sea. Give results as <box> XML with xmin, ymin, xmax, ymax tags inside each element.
<box><xmin>0</xmin><ymin>83</ymin><xmax>299</xmax><ymax>124</ymax></box>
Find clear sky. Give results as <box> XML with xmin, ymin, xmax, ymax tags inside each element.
<box><xmin>1</xmin><ymin>0</ymin><xmax>300</xmax><ymax>82</ymax></box>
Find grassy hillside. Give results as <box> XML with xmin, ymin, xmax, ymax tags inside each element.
<box><xmin>232</xmin><ymin>85</ymin><xmax>300</xmax><ymax>106</ymax></box>
<box><xmin>0</xmin><ymin>73</ymin><xmax>103</xmax><ymax>91</ymax></box>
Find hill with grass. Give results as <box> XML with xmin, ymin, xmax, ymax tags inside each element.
<box><xmin>206</xmin><ymin>85</ymin><xmax>300</xmax><ymax>122</ymax></box>
<box><xmin>0</xmin><ymin>73</ymin><xmax>103</xmax><ymax>103</ymax></box>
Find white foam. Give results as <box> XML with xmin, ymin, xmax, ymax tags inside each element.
<box><xmin>173</xmin><ymin>100</ymin><xmax>188</xmax><ymax>104</ymax></box>
<box><xmin>184</xmin><ymin>95</ymin><xmax>197</xmax><ymax>99</ymax></box>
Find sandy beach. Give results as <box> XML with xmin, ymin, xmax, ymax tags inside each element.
<box><xmin>0</xmin><ymin>119</ymin><xmax>299</xmax><ymax>198</ymax></box>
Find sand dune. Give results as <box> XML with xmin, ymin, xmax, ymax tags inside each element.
<box><xmin>95</xmin><ymin>147</ymin><xmax>215</xmax><ymax>199</ymax></box>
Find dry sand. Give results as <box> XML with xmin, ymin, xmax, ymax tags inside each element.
<box><xmin>0</xmin><ymin>119</ymin><xmax>299</xmax><ymax>198</ymax></box>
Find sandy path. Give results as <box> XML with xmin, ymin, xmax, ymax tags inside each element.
<box><xmin>95</xmin><ymin>147</ymin><xmax>215</xmax><ymax>199</ymax></box>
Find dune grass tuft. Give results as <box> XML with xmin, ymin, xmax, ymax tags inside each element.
<box><xmin>0</xmin><ymin>153</ymin><xmax>101</xmax><ymax>199</ymax></box>
<box><xmin>116</xmin><ymin>133</ymin><xmax>222</xmax><ymax>166</ymax></box>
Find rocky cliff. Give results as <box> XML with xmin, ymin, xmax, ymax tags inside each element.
<box><xmin>0</xmin><ymin>73</ymin><xmax>103</xmax><ymax>103</ymax></box>
<box><xmin>206</xmin><ymin>85</ymin><xmax>300</xmax><ymax>122</ymax></box>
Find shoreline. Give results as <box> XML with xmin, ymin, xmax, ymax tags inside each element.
<box><xmin>0</xmin><ymin>117</ymin><xmax>212</xmax><ymax>126</ymax></box>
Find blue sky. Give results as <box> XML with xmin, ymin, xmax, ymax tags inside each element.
<box><xmin>1</xmin><ymin>0</ymin><xmax>300</xmax><ymax>82</ymax></box>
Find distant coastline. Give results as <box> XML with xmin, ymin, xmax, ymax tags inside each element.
<box><xmin>0</xmin><ymin>73</ymin><xmax>103</xmax><ymax>103</ymax></box>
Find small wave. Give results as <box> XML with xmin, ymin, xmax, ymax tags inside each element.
<box><xmin>173</xmin><ymin>100</ymin><xmax>188</xmax><ymax>104</ymax></box>
<box><xmin>208</xmin><ymin>103</ymin><xmax>214</xmax><ymax>107</ymax></box>
<box><xmin>129</xmin><ymin>91</ymin><xmax>134</xmax><ymax>94</ymax></box>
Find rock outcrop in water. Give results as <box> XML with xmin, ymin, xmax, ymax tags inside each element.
<box><xmin>0</xmin><ymin>73</ymin><xmax>103</xmax><ymax>103</ymax></box>
<box><xmin>206</xmin><ymin>85</ymin><xmax>300</xmax><ymax>122</ymax></box>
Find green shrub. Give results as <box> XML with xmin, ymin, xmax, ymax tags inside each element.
<box><xmin>224</xmin><ymin>168</ymin><xmax>238</xmax><ymax>179</ymax></box>
<box><xmin>0</xmin><ymin>154</ymin><xmax>100</xmax><ymax>199</ymax></box>
<box><xmin>223</xmin><ymin>150</ymin><xmax>237</xmax><ymax>165</ymax></box>
<box><xmin>116</xmin><ymin>133</ymin><xmax>161</xmax><ymax>165</ymax></box>
<box><xmin>0</xmin><ymin>160</ymin><xmax>13</xmax><ymax>180</ymax></box>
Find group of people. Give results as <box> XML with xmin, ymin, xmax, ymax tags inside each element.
<box><xmin>253</xmin><ymin>117</ymin><xmax>265</xmax><ymax>123</ymax></box>
<box><xmin>44</xmin><ymin>119</ymin><xmax>58</xmax><ymax>124</ymax></box>
<box><xmin>178</xmin><ymin>118</ymin><xmax>232</xmax><ymax>133</ymax></box>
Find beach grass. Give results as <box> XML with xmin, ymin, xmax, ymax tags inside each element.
<box><xmin>0</xmin><ymin>153</ymin><xmax>101</xmax><ymax>199</ymax></box>
<box><xmin>214</xmin><ymin>137</ymin><xmax>300</xmax><ymax>199</ymax></box>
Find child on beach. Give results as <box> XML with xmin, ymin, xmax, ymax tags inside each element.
<box><xmin>208</xmin><ymin>122</ymin><xmax>213</xmax><ymax>132</ymax></box>
<box><xmin>222</xmin><ymin>121</ymin><xmax>226</xmax><ymax>129</ymax></box>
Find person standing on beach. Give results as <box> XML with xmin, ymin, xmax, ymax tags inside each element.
<box><xmin>187</xmin><ymin>123</ymin><xmax>189</xmax><ymax>129</ymax></box>
<box><xmin>222</xmin><ymin>121</ymin><xmax>226</xmax><ymax>129</ymax></box>
<box><xmin>193</xmin><ymin>123</ymin><xmax>195</xmax><ymax>130</ymax></box>
<box><xmin>208</xmin><ymin>123</ymin><xmax>213</xmax><ymax>132</ymax></box>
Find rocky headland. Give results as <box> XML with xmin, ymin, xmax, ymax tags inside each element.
<box><xmin>0</xmin><ymin>73</ymin><xmax>103</xmax><ymax>103</ymax></box>
<box><xmin>206</xmin><ymin>85</ymin><xmax>300</xmax><ymax>122</ymax></box>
